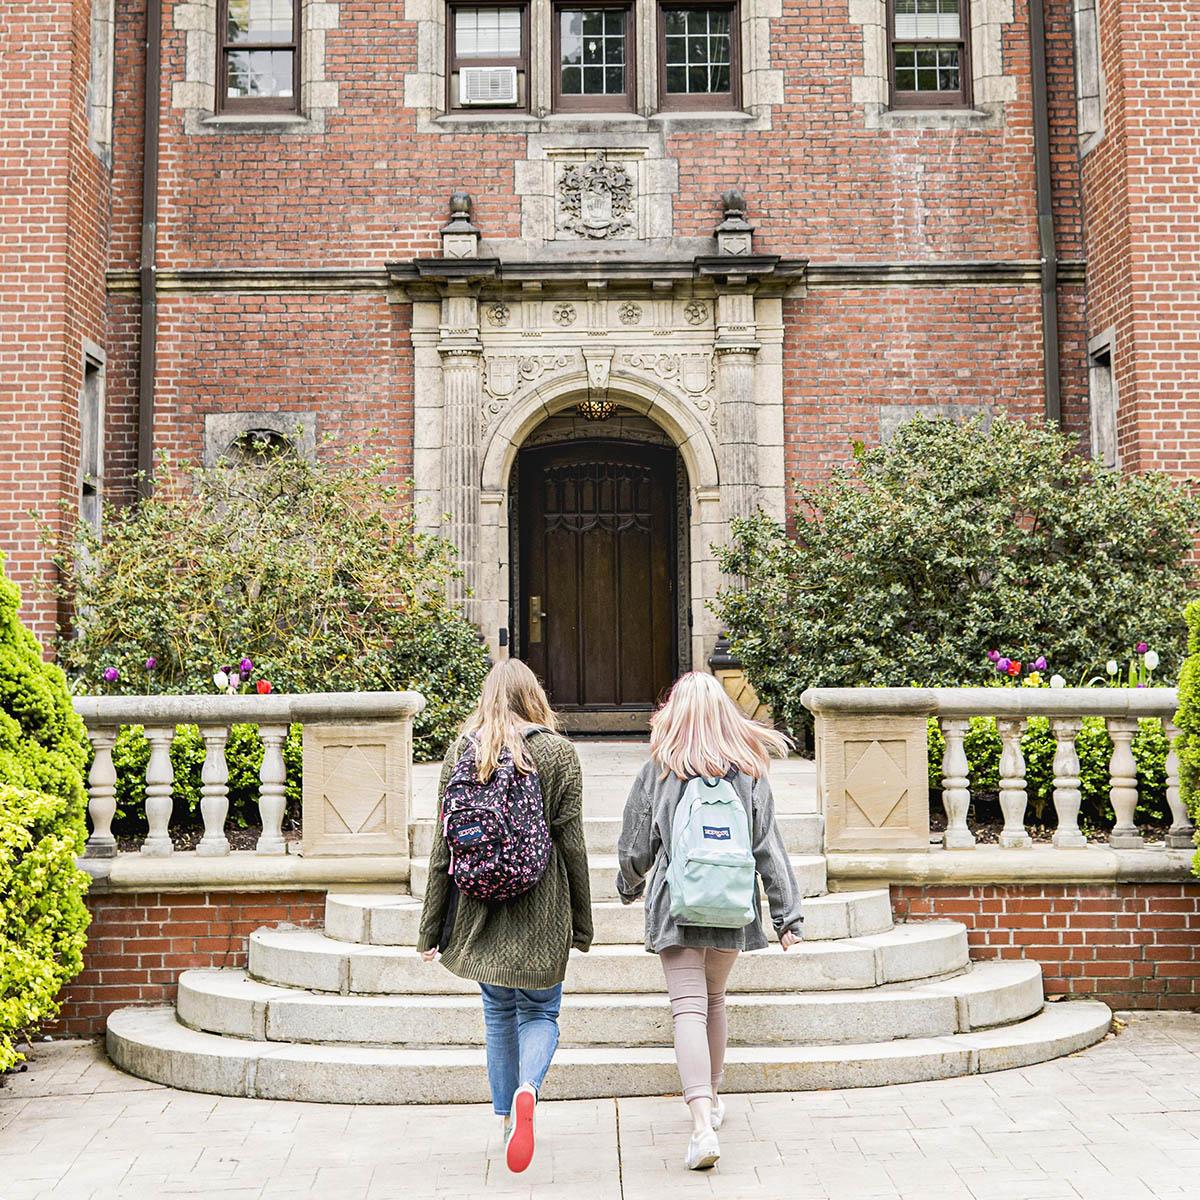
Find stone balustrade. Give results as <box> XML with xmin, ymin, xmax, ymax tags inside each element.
<box><xmin>74</xmin><ymin>692</ymin><xmax>425</xmax><ymax>866</ymax></box>
<box><xmin>802</xmin><ymin>687</ymin><xmax>1193</xmax><ymax>855</ymax></box>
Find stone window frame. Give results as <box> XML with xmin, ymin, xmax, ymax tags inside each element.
<box><xmin>79</xmin><ymin>341</ymin><xmax>107</xmax><ymax>535</ymax></box>
<box><xmin>172</xmin><ymin>0</ymin><xmax>340</xmax><ymax>135</ymax></box>
<box><xmin>850</xmin><ymin>0</ymin><xmax>1015</xmax><ymax>131</ymax></box>
<box><xmin>203</xmin><ymin>412</ymin><xmax>319</xmax><ymax>467</ymax></box>
<box><xmin>1072</xmin><ymin>0</ymin><xmax>1105</xmax><ymax>157</ymax></box>
<box><xmin>88</xmin><ymin>0</ymin><xmax>116</xmax><ymax>164</ymax></box>
<box><xmin>405</xmin><ymin>0</ymin><xmax>782</xmax><ymax>130</ymax></box>
<box><xmin>1087</xmin><ymin>328</ymin><xmax>1118</xmax><ymax>470</ymax></box>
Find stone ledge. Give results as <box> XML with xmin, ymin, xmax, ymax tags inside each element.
<box><xmin>81</xmin><ymin>851</ymin><xmax>411</xmax><ymax>894</ymax></box>
<box><xmin>827</xmin><ymin>846</ymin><xmax>1198</xmax><ymax>889</ymax></box>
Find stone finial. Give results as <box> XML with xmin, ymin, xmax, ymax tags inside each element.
<box><xmin>715</xmin><ymin>187</ymin><xmax>754</xmax><ymax>256</ymax></box>
<box><xmin>441</xmin><ymin>191</ymin><xmax>480</xmax><ymax>259</ymax></box>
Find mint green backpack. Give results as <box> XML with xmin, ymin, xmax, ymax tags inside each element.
<box><xmin>666</xmin><ymin>776</ymin><xmax>758</xmax><ymax>929</ymax></box>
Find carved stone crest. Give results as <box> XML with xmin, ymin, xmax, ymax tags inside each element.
<box><xmin>558</xmin><ymin>153</ymin><xmax>635</xmax><ymax>240</ymax></box>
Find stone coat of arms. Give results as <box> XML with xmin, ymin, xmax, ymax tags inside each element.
<box><xmin>558</xmin><ymin>153</ymin><xmax>635</xmax><ymax>240</ymax></box>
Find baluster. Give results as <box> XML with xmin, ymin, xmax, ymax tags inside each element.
<box><xmin>141</xmin><ymin>726</ymin><xmax>175</xmax><ymax>857</ymax></box>
<box><xmin>84</xmin><ymin>730</ymin><xmax>118</xmax><ymax>858</ymax></box>
<box><xmin>196</xmin><ymin>726</ymin><xmax>231</xmax><ymax>857</ymax></box>
<box><xmin>997</xmin><ymin>719</ymin><xmax>1032</xmax><ymax>848</ymax></box>
<box><xmin>940</xmin><ymin>718</ymin><xmax>976</xmax><ymax>849</ymax></box>
<box><xmin>1051</xmin><ymin>717</ymin><xmax>1087</xmax><ymax>848</ymax></box>
<box><xmin>1107</xmin><ymin>718</ymin><xmax>1143</xmax><ymax>849</ymax></box>
<box><xmin>257</xmin><ymin>725</ymin><xmax>287</xmax><ymax>855</ymax></box>
<box><xmin>1164</xmin><ymin>721</ymin><xmax>1195</xmax><ymax>849</ymax></box>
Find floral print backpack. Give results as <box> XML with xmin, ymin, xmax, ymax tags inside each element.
<box><xmin>440</xmin><ymin>734</ymin><xmax>552</xmax><ymax>902</ymax></box>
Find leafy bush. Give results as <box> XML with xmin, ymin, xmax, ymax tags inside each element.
<box><xmin>1175</xmin><ymin>601</ymin><xmax>1200</xmax><ymax>873</ymax></box>
<box><xmin>49</xmin><ymin>444</ymin><xmax>489</xmax><ymax>770</ymax></box>
<box><xmin>0</xmin><ymin>558</ymin><xmax>91</xmax><ymax>1071</ymax></box>
<box><xmin>713</xmin><ymin>415</ymin><xmax>1199</xmax><ymax>738</ymax></box>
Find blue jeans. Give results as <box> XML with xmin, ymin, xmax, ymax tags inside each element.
<box><xmin>479</xmin><ymin>983</ymin><xmax>563</xmax><ymax>1116</ymax></box>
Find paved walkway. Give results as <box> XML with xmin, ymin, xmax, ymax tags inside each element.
<box><xmin>3</xmin><ymin>1012</ymin><xmax>1200</xmax><ymax>1198</ymax></box>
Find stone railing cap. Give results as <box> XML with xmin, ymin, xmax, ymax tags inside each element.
<box><xmin>73</xmin><ymin>690</ymin><xmax>426</xmax><ymax>729</ymax></box>
<box><xmin>802</xmin><ymin>686</ymin><xmax>1178</xmax><ymax>721</ymax></box>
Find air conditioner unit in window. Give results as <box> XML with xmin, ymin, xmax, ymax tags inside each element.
<box><xmin>460</xmin><ymin>66</ymin><xmax>518</xmax><ymax>106</ymax></box>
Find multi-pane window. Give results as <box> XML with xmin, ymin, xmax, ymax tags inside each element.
<box><xmin>449</xmin><ymin>5</ymin><xmax>529</xmax><ymax>109</ymax></box>
<box><xmin>658</xmin><ymin>4</ymin><xmax>737</xmax><ymax>110</ymax></box>
<box><xmin>217</xmin><ymin>0</ymin><xmax>299</xmax><ymax>113</ymax></box>
<box><xmin>555</xmin><ymin>5</ymin><xmax>633</xmax><ymax>111</ymax></box>
<box><xmin>889</xmin><ymin>0</ymin><xmax>970</xmax><ymax>109</ymax></box>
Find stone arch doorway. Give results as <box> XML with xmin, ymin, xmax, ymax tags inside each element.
<box><xmin>510</xmin><ymin>410</ymin><xmax>688</xmax><ymax>728</ymax></box>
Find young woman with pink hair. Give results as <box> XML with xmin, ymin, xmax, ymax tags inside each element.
<box><xmin>616</xmin><ymin>671</ymin><xmax>803</xmax><ymax>1171</ymax></box>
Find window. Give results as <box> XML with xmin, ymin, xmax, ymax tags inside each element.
<box><xmin>216</xmin><ymin>0</ymin><xmax>300</xmax><ymax>113</ymax></box>
<box><xmin>448</xmin><ymin>5</ymin><xmax>529</xmax><ymax>110</ymax></box>
<box><xmin>658</xmin><ymin>4</ymin><xmax>739</xmax><ymax>111</ymax></box>
<box><xmin>79</xmin><ymin>355</ymin><xmax>104</xmax><ymax>534</ymax></box>
<box><xmin>554</xmin><ymin>4</ymin><xmax>634</xmax><ymax>112</ymax></box>
<box><xmin>1073</xmin><ymin>0</ymin><xmax>1103</xmax><ymax>150</ymax></box>
<box><xmin>889</xmin><ymin>0</ymin><xmax>971</xmax><ymax>109</ymax></box>
<box><xmin>1089</xmin><ymin>343</ymin><xmax>1118</xmax><ymax>469</ymax></box>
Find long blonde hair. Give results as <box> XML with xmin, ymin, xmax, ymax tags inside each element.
<box><xmin>650</xmin><ymin>671</ymin><xmax>791</xmax><ymax>781</ymax></box>
<box><xmin>460</xmin><ymin>659</ymin><xmax>560</xmax><ymax>781</ymax></box>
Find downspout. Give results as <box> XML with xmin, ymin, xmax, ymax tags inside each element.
<box><xmin>1028</xmin><ymin>0</ymin><xmax>1062</xmax><ymax>424</ymax></box>
<box><xmin>137</xmin><ymin>0</ymin><xmax>162</xmax><ymax>497</ymax></box>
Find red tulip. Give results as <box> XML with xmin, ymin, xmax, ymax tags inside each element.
<box><xmin>1008</xmin><ymin>661</ymin><xmax>1022</xmax><ymax>676</ymax></box>
<box><xmin>256</xmin><ymin>679</ymin><xmax>272</xmax><ymax>694</ymax></box>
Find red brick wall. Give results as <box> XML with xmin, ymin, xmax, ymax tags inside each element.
<box><xmin>51</xmin><ymin>890</ymin><xmax>327</xmax><ymax>1037</ymax></box>
<box><xmin>0</xmin><ymin>0</ymin><xmax>111</xmax><ymax>640</ymax></box>
<box><xmin>894</xmin><ymin>883</ymin><xmax>1200</xmax><ymax>1011</ymax></box>
<box><xmin>1080</xmin><ymin>1</ymin><xmax>1200</xmax><ymax>477</ymax></box>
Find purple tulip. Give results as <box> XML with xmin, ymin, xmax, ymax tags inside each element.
<box><xmin>1136</xmin><ymin>683</ymin><xmax>1147</xmax><ymax>688</ymax></box>
<box><xmin>239</xmin><ymin>657</ymin><xmax>254</xmax><ymax>678</ymax></box>
<box><xmin>102</xmin><ymin>667</ymin><xmax>120</xmax><ymax>683</ymax></box>
<box><xmin>987</xmin><ymin>650</ymin><xmax>1001</xmax><ymax>663</ymax></box>
<box><xmin>1034</xmin><ymin>656</ymin><xmax>1047</xmax><ymax>671</ymax></box>
<box><xmin>1136</xmin><ymin>642</ymin><xmax>1149</xmax><ymax>654</ymax></box>
<box><xmin>996</xmin><ymin>657</ymin><xmax>1011</xmax><ymax>673</ymax></box>
<box><xmin>144</xmin><ymin>657</ymin><xmax>157</xmax><ymax>670</ymax></box>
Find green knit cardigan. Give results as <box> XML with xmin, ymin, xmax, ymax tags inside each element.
<box><xmin>416</xmin><ymin>730</ymin><xmax>593</xmax><ymax>989</ymax></box>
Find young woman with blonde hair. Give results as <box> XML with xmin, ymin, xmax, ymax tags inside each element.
<box><xmin>617</xmin><ymin>671</ymin><xmax>803</xmax><ymax>1171</ymax></box>
<box><xmin>418</xmin><ymin>659</ymin><xmax>592</xmax><ymax>1174</ymax></box>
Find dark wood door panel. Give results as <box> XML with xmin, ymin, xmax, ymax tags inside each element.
<box><xmin>519</xmin><ymin>440</ymin><xmax>676</xmax><ymax>710</ymax></box>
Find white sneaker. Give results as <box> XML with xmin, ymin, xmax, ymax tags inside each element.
<box><xmin>685</xmin><ymin>1128</ymin><xmax>721</xmax><ymax>1171</ymax></box>
<box><xmin>710</xmin><ymin>1097</ymin><xmax>726</xmax><ymax>1131</ymax></box>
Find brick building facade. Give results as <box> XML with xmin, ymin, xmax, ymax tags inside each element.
<box><xmin>2</xmin><ymin>0</ymin><xmax>1196</xmax><ymax>718</ymax></box>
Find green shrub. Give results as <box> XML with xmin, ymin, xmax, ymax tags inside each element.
<box><xmin>1175</xmin><ymin>601</ymin><xmax>1200</xmax><ymax>873</ymax></box>
<box><xmin>0</xmin><ymin>558</ymin><xmax>91</xmax><ymax>1071</ymax></box>
<box><xmin>713</xmin><ymin>415</ymin><xmax>1199</xmax><ymax>738</ymax></box>
<box><xmin>47</xmin><ymin>443</ymin><xmax>489</xmax><ymax>785</ymax></box>
<box><xmin>928</xmin><ymin>713</ymin><xmax>1169</xmax><ymax>830</ymax></box>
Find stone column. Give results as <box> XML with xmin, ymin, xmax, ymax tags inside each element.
<box><xmin>439</xmin><ymin>283</ymin><xmax>483</xmax><ymax>623</ymax></box>
<box><xmin>714</xmin><ymin>288</ymin><xmax>761</xmax><ymax>529</ymax></box>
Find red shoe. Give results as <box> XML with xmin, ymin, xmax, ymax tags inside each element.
<box><xmin>505</xmin><ymin>1084</ymin><xmax>537</xmax><ymax>1173</ymax></box>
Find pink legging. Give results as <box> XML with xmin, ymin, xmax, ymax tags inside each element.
<box><xmin>659</xmin><ymin>946</ymin><xmax>740</xmax><ymax>1104</ymax></box>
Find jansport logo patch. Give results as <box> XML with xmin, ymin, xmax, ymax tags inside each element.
<box><xmin>454</xmin><ymin>823</ymin><xmax>486</xmax><ymax>845</ymax></box>
<box><xmin>702</xmin><ymin>825</ymin><xmax>731</xmax><ymax>840</ymax></box>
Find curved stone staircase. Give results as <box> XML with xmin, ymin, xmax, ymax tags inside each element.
<box><xmin>106</xmin><ymin>809</ymin><xmax>1112</xmax><ymax>1102</ymax></box>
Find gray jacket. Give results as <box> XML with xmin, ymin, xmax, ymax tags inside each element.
<box><xmin>616</xmin><ymin>761</ymin><xmax>804</xmax><ymax>953</ymax></box>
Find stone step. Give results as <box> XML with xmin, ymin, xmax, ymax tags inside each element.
<box><xmin>408</xmin><ymin>813</ymin><xmax>825</xmax><ymax>858</ymax></box>
<box><xmin>177</xmin><ymin>960</ymin><xmax>1045</xmax><ymax>1049</ymax></box>
<box><xmin>106</xmin><ymin>1001</ymin><xmax>1113</xmax><ymax>1104</ymax></box>
<box><xmin>323</xmin><ymin>888</ymin><xmax>895</xmax><ymax>946</ymax></box>
<box><xmin>408</xmin><ymin>853</ymin><xmax>829</xmax><ymax>902</ymax></box>
<box><xmin>247</xmin><ymin>921</ymin><xmax>970</xmax><ymax>995</ymax></box>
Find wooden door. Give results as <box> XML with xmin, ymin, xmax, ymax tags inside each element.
<box><xmin>519</xmin><ymin>441</ymin><xmax>676</xmax><ymax>711</ymax></box>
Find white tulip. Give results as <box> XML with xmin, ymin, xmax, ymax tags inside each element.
<box><xmin>1144</xmin><ymin>650</ymin><xmax>1160</xmax><ymax>671</ymax></box>
<box><xmin>1106</xmin><ymin>660</ymin><xmax>1119</xmax><ymax>676</ymax></box>
<box><xmin>213</xmin><ymin>670</ymin><xmax>229</xmax><ymax>690</ymax></box>
<box><xmin>1050</xmin><ymin>674</ymin><xmax>1066</xmax><ymax>689</ymax></box>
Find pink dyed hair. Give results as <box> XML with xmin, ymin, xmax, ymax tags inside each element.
<box><xmin>649</xmin><ymin>671</ymin><xmax>791</xmax><ymax>781</ymax></box>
